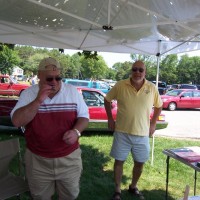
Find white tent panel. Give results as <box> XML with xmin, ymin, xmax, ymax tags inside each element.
<box><xmin>0</xmin><ymin>0</ymin><xmax>200</xmax><ymax>55</ymax></box>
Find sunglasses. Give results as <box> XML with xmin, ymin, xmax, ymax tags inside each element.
<box><xmin>132</xmin><ymin>67</ymin><xmax>145</xmax><ymax>73</ymax></box>
<box><xmin>46</xmin><ymin>77</ymin><xmax>62</xmax><ymax>82</ymax></box>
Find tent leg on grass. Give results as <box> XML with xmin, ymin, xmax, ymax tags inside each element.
<box><xmin>151</xmin><ymin>135</ymin><xmax>155</xmax><ymax>166</ymax></box>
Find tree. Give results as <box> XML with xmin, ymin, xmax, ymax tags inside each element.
<box><xmin>105</xmin><ymin>68</ymin><xmax>117</xmax><ymax>80</ymax></box>
<box><xmin>0</xmin><ymin>45</ymin><xmax>20</xmax><ymax>74</ymax></box>
<box><xmin>159</xmin><ymin>54</ymin><xmax>178</xmax><ymax>84</ymax></box>
<box><xmin>65</xmin><ymin>53</ymin><xmax>82</xmax><ymax>79</ymax></box>
<box><xmin>177</xmin><ymin>55</ymin><xmax>200</xmax><ymax>84</ymax></box>
<box><xmin>187</xmin><ymin>56</ymin><xmax>200</xmax><ymax>84</ymax></box>
<box><xmin>80</xmin><ymin>55</ymin><xmax>109</xmax><ymax>80</ymax></box>
<box><xmin>113</xmin><ymin>62</ymin><xmax>132</xmax><ymax>80</ymax></box>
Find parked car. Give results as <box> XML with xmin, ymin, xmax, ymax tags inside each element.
<box><xmin>166</xmin><ymin>84</ymin><xmax>180</xmax><ymax>91</ymax></box>
<box><xmin>0</xmin><ymin>87</ymin><xmax>168</xmax><ymax>132</ymax></box>
<box><xmin>171</xmin><ymin>84</ymin><xmax>180</xmax><ymax>89</ymax></box>
<box><xmin>179</xmin><ymin>84</ymin><xmax>198</xmax><ymax>90</ymax></box>
<box><xmin>62</xmin><ymin>79</ymin><xmax>111</xmax><ymax>93</ymax></box>
<box><xmin>152</xmin><ymin>81</ymin><xmax>167</xmax><ymax>95</ymax></box>
<box><xmin>161</xmin><ymin>89</ymin><xmax>200</xmax><ymax>111</ymax></box>
<box><xmin>0</xmin><ymin>75</ymin><xmax>30</xmax><ymax>96</ymax></box>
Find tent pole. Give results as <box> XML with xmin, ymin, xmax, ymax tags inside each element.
<box><xmin>151</xmin><ymin>55</ymin><xmax>161</xmax><ymax>166</ymax></box>
<box><xmin>151</xmin><ymin>41</ymin><xmax>161</xmax><ymax>166</ymax></box>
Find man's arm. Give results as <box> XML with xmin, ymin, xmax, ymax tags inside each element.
<box><xmin>104</xmin><ymin>97</ymin><xmax>115</xmax><ymax>131</ymax></box>
<box><xmin>73</xmin><ymin>117</ymin><xmax>89</xmax><ymax>133</ymax></box>
<box><xmin>104</xmin><ymin>98</ymin><xmax>113</xmax><ymax>119</ymax></box>
<box><xmin>149</xmin><ymin>106</ymin><xmax>162</xmax><ymax>137</ymax></box>
<box><xmin>12</xmin><ymin>99</ymin><xmax>41</xmax><ymax>127</ymax></box>
<box><xmin>63</xmin><ymin>117</ymin><xmax>89</xmax><ymax>145</ymax></box>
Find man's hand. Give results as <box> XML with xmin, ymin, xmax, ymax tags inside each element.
<box><xmin>36</xmin><ymin>84</ymin><xmax>54</xmax><ymax>103</ymax></box>
<box><xmin>63</xmin><ymin>130</ymin><xmax>79</xmax><ymax>145</ymax></box>
<box><xmin>149</xmin><ymin>122</ymin><xmax>156</xmax><ymax>137</ymax></box>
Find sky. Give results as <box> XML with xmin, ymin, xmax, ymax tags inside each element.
<box><xmin>64</xmin><ymin>49</ymin><xmax>132</xmax><ymax>68</ymax></box>
<box><xmin>64</xmin><ymin>49</ymin><xmax>200</xmax><ymax>68</ymax></box>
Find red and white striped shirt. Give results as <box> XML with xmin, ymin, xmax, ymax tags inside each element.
<box><xmin>11</xmin><ymin>83</ymin><xmax>89</xmax><ymax>158</ymax></box>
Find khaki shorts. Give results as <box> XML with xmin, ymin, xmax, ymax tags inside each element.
<box><xmin>25</xmin><ymin>148</ymin><xmax>82</xmax><ymax>200</ymax></box>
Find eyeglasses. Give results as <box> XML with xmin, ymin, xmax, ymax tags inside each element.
<box><xmin>46</xmin><ymin>77</ymin><xmax>62</xmax><ymax>82</ymax></box>
<box><xmin>132</xmin><ymin>67</ymin><xmax>145</xmax><ymax>73</ymax></box>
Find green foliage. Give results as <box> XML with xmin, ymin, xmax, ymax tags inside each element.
<box><xmin>0</xmin><ymin>43</ymin><xmax>15</xmax><ymax>50</ymax></box>
<box><xmin>159</xmin><ymin>54</ymin><xmax>179</xmax><ymax>83</ymax></box>
<box><xmin>177</xmin><ymin>55</ymin><xmax>200</xmax><ymax>84</ymax></box>
<box><xmin>1</xmin><ymin>45</ymin><xmax>200</xmax><ymax>84</ymax></box>
<box><xmin>78</xmin><ymin>50</ymin><xmax>98</xmax><ymax>60</ymax></box>
<box><xmin>106</xmin><ymin>67</ymin><xmax>117</xmax><ymax>80</ymax></box>
<box><xmin>0</xmin><ymin>45</ymin><xmax>20</xmax><ymax>74</ymax></box>
<box><xmin>80</xmin><ymin>55</ymin><xmax>108</xmax><ymax>80</ymax></box>
<box><xmin>113</xmin><ymin>61</ymin><xmax>132</xmax><ymax>80</ymax></box>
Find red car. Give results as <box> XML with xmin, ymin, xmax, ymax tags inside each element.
<box><xmin>0</xmin><ymin>75</ymin><xmax>29</xmax><ymax>96</ymax></box>
<box><xmin>0</xmin><ymin>87</ymin><xmax>168</xmax><ymax>132</ymax></box>
<box><xmin>161</xmin><ymin>89</ymin><xmax>200</xmax><ymax>111</ymax></box>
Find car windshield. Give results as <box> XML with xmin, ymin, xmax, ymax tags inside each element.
<box><xmin>82</xmin><ymin>90</ymin><xmax>104</xmax><ymax>106</ymax></box>
<box><xmin>165</xmin><ymin>89</ymin><xmax>183</xmax><ymax>96</ymax></box>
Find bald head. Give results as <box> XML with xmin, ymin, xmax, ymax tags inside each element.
<box><xmin>132</xmin><ymin>60</ymin><xmax>146</xmax><ymax>69</ymax></box>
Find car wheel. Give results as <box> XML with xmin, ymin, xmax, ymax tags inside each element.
<box><xmin>168</xmin><ymin>102</ymin><xmax>177</xmax><ymax>111</ymax></box>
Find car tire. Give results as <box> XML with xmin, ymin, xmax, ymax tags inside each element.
<box><xmin>168</xmin><ymin>102</ymin><xmax>177</xmax><ymax>111</ymax></box>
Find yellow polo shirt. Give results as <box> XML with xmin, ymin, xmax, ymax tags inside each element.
<box><xmin>105</xmin><ymin>78</ymin><xmax>163</xmax><ymax>136</ymax></box>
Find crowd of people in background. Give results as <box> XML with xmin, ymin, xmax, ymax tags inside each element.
<box><xmin>11</xmin><ymin>74</ymin><xmax>39</xmax><ymax>85</ymax></box>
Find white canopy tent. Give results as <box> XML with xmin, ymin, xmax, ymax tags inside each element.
<box><xmin>1</xmin><ymin>0</ymin><xmax>200</xmax><ymax>56</ymax></box>
<box><xmin>1</xmin><ymin>0</ymin><xmax>200</xmax><ymax>165</ymax></box>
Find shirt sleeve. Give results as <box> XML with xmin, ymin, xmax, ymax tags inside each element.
<box><xmin>10</xmin><ymin>88</ymin><xmax>33</xmax><ymax>119</ymax></box>
<box><xmin>105</xmin><ymin>82</ymin><xmax>119</xmax><ymax>102</ymax></box>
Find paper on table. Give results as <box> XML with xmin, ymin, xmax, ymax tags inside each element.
<box><xmin>167</xmin><ymin>146</ymin><xmax>200</xmax><ymax>163</ymax></box>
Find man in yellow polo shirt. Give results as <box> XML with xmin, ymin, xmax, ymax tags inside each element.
<box><xmin>104</xmin><ymin>60</ymin><xmax>163</xmax><ymax>200</ymax></box>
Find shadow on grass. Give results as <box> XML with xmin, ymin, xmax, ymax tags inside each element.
<box><xmin>0</xmin><ymin>130</ymin><xmax>176</xmax><ymax>200</ymax></box>
<box><xmin>78</xmin><ymin>136</ymin><xmax>176</xmax><ymax>200</ymax></box>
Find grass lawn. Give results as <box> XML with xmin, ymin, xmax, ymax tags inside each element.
<box><xmin>1</xmin><ymin>130</ymin><xmax>200</xmax><ymax>200</ymax></box>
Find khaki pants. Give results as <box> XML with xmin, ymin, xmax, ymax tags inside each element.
<box><xmin>25</xmin><ymin>148</ymin><xmax>82</xmax><ymax>200</ymax></box>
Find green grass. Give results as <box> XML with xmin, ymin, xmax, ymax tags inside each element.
<box><xmin>1</xmin><ymin>131</ymin><xmax>200</xmax><ymax>200</ymax></box>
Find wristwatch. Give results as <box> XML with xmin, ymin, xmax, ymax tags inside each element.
<box><xmin>73</xmin><ymin>128</ymin><xmax>81</xmax><ymax>137</ymax></box>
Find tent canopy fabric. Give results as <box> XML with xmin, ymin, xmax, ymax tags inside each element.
<box><xmin>1</xmin><ymin>0</ymin><xmax>200</xmax><ymax>56</ymax></box>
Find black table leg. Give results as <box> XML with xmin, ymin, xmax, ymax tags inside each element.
<box><xmin>166</xmin><ymin>156</ymin><xmax>170</xmax><ymax>200</ymax></box>
<box><xmin>194</xmin><ymin>170</ymin><xmax>197</xmax><ymax>195</ymax></box>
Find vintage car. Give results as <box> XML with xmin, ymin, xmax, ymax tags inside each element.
<box><xmin>0</xmin><ymin>87</ymin><xmax>168</xmax><ymax>133</ymax></box>
<box><xmin>0</xmin><ymin>75</ymin><xmax>30</xmax><ymax>96</ymax></box>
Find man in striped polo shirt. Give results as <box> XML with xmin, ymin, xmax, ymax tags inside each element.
<box><xmin>11</xmin><ymin>57</ymin><xmax>89</xmax><ymax>200</ymax></box>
